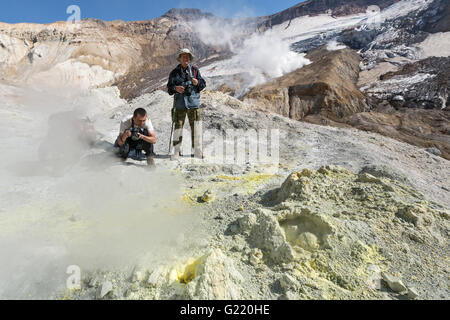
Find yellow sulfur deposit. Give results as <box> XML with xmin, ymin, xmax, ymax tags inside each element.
<box><xmin>177</xmin><ymin>258</ymin><xmax>202</xmax><ymax>285</ymax></box>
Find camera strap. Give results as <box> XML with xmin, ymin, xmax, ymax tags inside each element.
<box><xmin>188</xmin><ymin>64</ymin><xmax>193</xmax><ymax>79</ymax></box>
<box><xmin>188</xmin><ymin>64</ymin><xmax>198</xmax><ymax>79</ymax></box>
<box><xmin>184</xmin><ymin>65</ymin><xmax>192</xmax><ymax>83</ymax></box>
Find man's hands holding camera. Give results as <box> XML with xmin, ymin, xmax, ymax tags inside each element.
<box><xmin>137</xmin><ymin>133</ymin><xmax>145</xmax><ymax>140</ymax></box>
<box><xmin>175</xmin><ymin>78</ymin><xmax>198</xmax><ymax>94</ymax></box>
<box><xmin>123</xmin><ymin>130</ymin><xmax>132</xmax><ymax>139</ymax></box>
<box><xmin>122</xmin><ymin>129</ymin><xmax>144</xmax><ymax>143</ymax></box>
<box><xmin>121</xmin><ymin>129</ymin><xmax>132</xmax><ymax>143</ymax></box>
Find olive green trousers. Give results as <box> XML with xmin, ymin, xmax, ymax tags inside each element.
<box><xmin>173</xmin><ymin>108</ymin><xmax>202</xmax><ymax>149</ymax></box>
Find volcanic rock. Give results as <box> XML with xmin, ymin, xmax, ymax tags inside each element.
<box><xmin>244</xmin><ymin>47</ymin><xmax>368</xmax><ymax>122</ymax></box>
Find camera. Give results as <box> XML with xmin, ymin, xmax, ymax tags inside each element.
<box><xmin>182</xmin><ymin>80</ymin><xmax>194</xmax><ymax>97</ymax></box>
<box><xmin>130</xmin><ymin>127</ymin><xmax>145</xmax><ymax>141</ymax></box>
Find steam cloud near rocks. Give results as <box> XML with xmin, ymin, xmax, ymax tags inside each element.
<box><xmin>0</xmin><ymin>85</ymin><xmax>204</xmax><ymax>299</ymax></box>
<box><xmin>193</xmin><ymin>17</ymin><xmax>311</xmax><ymax>93</ymax></box>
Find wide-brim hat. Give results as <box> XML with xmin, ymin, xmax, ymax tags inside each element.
<box><xmin>177</xmin><ymin>48</ymin><xmax>195</xmax><ymax>62</ymax></box>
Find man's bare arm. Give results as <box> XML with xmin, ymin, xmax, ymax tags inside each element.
<box><xmin>117</xmin><ymin>130</ymin><xmax>131</xmax><ymax>147</ymax></box>
<box><xmin>139</xmin><ymin>130</ymin><xmax>157</xmax><ymax>144</ymax></box>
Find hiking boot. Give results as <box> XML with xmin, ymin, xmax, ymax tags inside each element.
<box><xmin>171</xmin><ymin>146</ymin><xmax>181</xmax><ymax>161</ymax></box>
<box><xmin>193</xmin><ymin>149</ymin><xmax>205</xmax><ymax>159</ymax></box>
<box><xmin>171</xmin><ymin>152</ymin><xmax>181</xmax><ymax>161</ymax></box>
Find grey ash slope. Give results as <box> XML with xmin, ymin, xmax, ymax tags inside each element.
<box><xmin>64</xmin><ymin>90</ymin><xmax>449</xmax><ymax>300</ymax></box>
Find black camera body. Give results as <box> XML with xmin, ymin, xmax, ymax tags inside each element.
<box><xmin>130</xmin><ymin>127</ymin><xmax>145</xmax><ymax>141</ymax></box>
<box><xmin>182</xmin><ymin>80</ymin><xmax>194</xmax><ymax>97</ymax></box>
<box><xmin>182</xmin><ymin>67</ymin><xmax>196</xmax><ymax>97</ymax></box>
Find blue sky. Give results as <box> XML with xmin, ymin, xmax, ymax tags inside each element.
<box><xmin>0</xmin><ymin>0</ymin><xmax>305</xmax><ymax>24</ymax></box>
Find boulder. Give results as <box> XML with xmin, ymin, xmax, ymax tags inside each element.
<box><xmin>97</xmin><ymin>281</ymin><xmax>113</xmax><ymax>299</ymax></box>
<box><xmin>186</xmin><ymin>249</ymin><xmax>245</xmax><ymax>300</ymax></box>
<box><xmin>382</xmin><ymin>273</ymin><xmax>407</xmax><ymax>293</ymax></box>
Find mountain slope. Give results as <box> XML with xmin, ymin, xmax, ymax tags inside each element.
<box><xmin>244</xmin><ymin>47</ymin><xmax>367</xmax><ymax>121</ymax></box>
<box><xmin>0</xmin><ymin>11</ymin><xmax>223</xmax><ymax>91</ymax></box>
<box><xmin>260</xmin><ymin>0</ymin><xmax>401</xmax><ymax>29</ymax></box>
<box><xmin>242</xmin><ymin>0</ymin><xmax>450</xmax><ymax>160</ymax></box>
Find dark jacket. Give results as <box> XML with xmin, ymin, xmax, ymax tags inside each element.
<box><xmin>167</xmin><ymin>64</ymin><xmax>206</xmax><ymax>110</ymax></box>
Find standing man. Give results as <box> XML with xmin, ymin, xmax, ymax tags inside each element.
<box><xmin>167</xmin><ymin>48</ymin><xmax>206</xmax><ymax>160</ymax></box>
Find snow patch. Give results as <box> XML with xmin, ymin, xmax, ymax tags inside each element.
<box><xmin>378</xmin><ymin>73</ymin><xmax>435</xmax><ymax>86</ymax></box>
<box><xmin>378</xmin><ymin>0</ymin><xmax>434</xmax><ymax>22</ymax></box>
<box><xmin>362</xmin><ymin>73</ymin><xmax>436</xmax><ymax>98</ymax></box>
<box><xmin>327</xmin><ymin>40</ymin><xmax>347</xmax><ymax>51</ymax></box>
<box><xmin>416</xmin><ymin>32</ymin><xmax>450</xmax><ymax>58</ymax></box>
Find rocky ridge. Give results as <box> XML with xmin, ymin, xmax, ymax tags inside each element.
<box><xmin>0</xmin><ymin>12</ymin><xmax>223</xmax><ymax>93</ymax></box>
<box><xmin>260</xmin><ymin>0</ymin><xmax>401</xmax><ymax>30</ymax></box>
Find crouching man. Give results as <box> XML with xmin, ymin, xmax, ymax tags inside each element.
<box><xmin>115</xmin><ymin>108</ymin><xmax>157</xmax><ymax>166</ymax></box>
